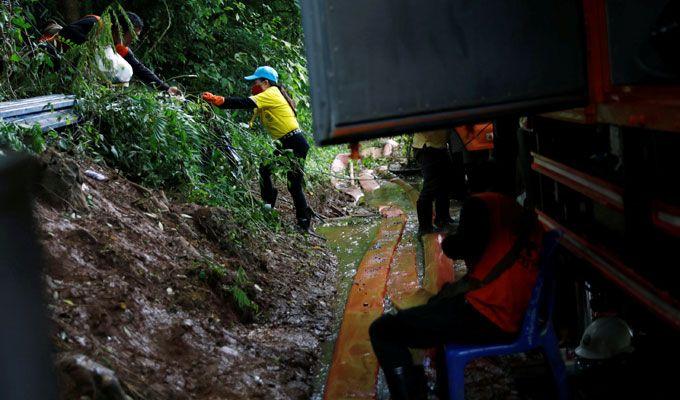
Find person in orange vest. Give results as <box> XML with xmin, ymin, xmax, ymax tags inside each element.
<box><xmin>201</xmin><ymin>66</ymin><xmax>314</xmax><ymax>231</ymax></box>
<box><xmin>369</xmin><ymin>193</ymin><xmax>543</xmax><ymax>399</ymax></box>
<box><xmin>40</xmin><ymin>12</ymin><xmax>180</xmax><ymax>94</ymax></box>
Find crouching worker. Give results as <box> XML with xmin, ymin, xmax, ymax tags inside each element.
<box><xmin>40</xmin><ymin>12</ymin><xmax>179</xmax><ymax>93</ymax></box>
<box><xmin>202</xmin><ymin>66</ymin><xmax>314</xmax><ymax>231</ymax></box>
<box><xmin>369</xmin><ymin>193</ymin><xmax>542</xmax><ymax>399</ymax></box>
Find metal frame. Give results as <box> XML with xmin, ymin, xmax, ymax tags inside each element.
<box><xmin>531</xmin><ymin>152</ymin><xmax>624</xmax><ymax>212</ymax></box>
<box><xmin>535</xmin><ymin>2</ymin><xmax>680</xmax><ymax>328</ymax></box>
<box><xmin>0</xmin><ymin>95</ymin><xmax>76</xmax><ymax>119</ymax></box>
<box><xmin>543</xmin><ymin>0</ymin><xmax>680</xmax><ymax>134</ymax></box>
<box><xmin>652</xmin><ymin>201</ymin><xmax>680</xmax><ymax>238</ymax></box>
<box><xmin>326</xmin><ymin>95</ymin><xmax>584</xmax><ymax>145</ymax></box>
<box><xmin>537</xmin><ymin>211</ymin><xmax>680</xmax><ymax>330</ymax></box>
<box><xmin>0</xmin><ymin>95</ymin><xmax>78</xmax><ymax>132</ymax></box>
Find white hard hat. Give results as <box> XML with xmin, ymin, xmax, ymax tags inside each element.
<box><xmin>575</xmin><ymin>317</ymin><xmax>634</xmax><ymax>360</ymax></box>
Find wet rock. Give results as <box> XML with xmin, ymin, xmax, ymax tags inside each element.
<box><xmin>66</xmin><ymin>227</ymin><xmax>99</xmax><ymax>246</ymax></box>
<box><xmin>55</xmin><ymin>353</ymin><xmax>131</xmax><ymax>400</ymax></box>
<box><xmin>285</xmin><ymin>379</ymin><xmax>311</xmax><ymax>398</ymax></box>
<box><xmin>132</xmin><ymin>195</ymin><xmax>169</xmax><ymax>214</ymax></box>
<box><xmin>219</xmin><ymin>345</ymin><xmax>240</xmax><ymax>357</ymax></box>
<box><xmin>84</xmin><ymin>169</ymin><xmax>108</xmax><ymax>181</ymax></box>
<box><xmin>168</xmin><ymin>236</ymin><xmax>201</xmax><ymax>259</ymax></box>
<box><xmin>166</xmin><ymin>213</ymin><xmax>199</xmax><ymax>239</ymax></box>
<box><xmin>359</xmin><ymin>169</ymin><xmax>380</xmax><ymax>193</ymax></box>
<box><xmin>37</xmin><ymin>149</ymin><xmax>88</xmax><ymax>211</ymax></box>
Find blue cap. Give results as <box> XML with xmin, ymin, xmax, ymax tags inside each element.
<box><xmin>244</xmin><ymin>66</ymin><xmax>278</xmax><ymax>83</ymax></box>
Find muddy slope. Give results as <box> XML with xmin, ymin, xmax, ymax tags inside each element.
<box><xmin>36</xmin><ymin>151</ymin><xmax>348</xmax><ymax>399</ymax></box>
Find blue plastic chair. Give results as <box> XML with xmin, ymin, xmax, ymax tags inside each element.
<box><xmin>443</xmin><ymin>230</ymin><xmax>568</xmax><ymax>400</ymax></box>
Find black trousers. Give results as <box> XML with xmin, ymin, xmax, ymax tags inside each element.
<box><xmin>369</xmin><ymin>295</ymin><xmax>513</xmax><ymax>370</ymax></box>
<box><xmin>259</xmin><ymin>132</ymin><xmax>310</xmax><ymax>220</ymax></box>
<box><xmin>416</xmin><ymin>147</ymin><xmax>453</xmax><ymax>229</ymax></box>
<box><xmin>492</xmin><ymin>117</ymin><xmax>520</xmax><ymax>196</ymax></box>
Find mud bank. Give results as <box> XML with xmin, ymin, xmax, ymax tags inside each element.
<box><xmin>35</xmin><ymin>151</ymin><xmax>351</xmax><ymax>399</ymax></box>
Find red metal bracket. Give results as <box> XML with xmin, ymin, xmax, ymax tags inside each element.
<box><xmin>652</xmin><ymin>201</ymin><xmax>680</xmax><ymax>238</ymax></box>
<box><xmin>531</xmin><ymin>153</ymin><xmax>624</xmax><ymax>212</ymax></box>
<box><xmin>537</xmin><ymin>211</ymin><xmax>680</xmax><ymax>330</ymax></box>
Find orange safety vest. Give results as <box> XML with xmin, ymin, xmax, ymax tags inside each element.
<box><xmin>464</xmin><ymin>193</ymin><xmax>543</xmax><ymax>333</ymax></box>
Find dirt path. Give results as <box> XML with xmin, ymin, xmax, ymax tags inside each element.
<box><xmin>37</xmin><ymin>151</ymin><xmax>351</xmax><ymax>399</ymax></box>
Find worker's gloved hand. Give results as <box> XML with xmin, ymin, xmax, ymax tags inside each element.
<box><xmin>201</xmin><ymin>92</ymin><xmax>225</xmax><ymax>106</ymax></box>
<box><xmin>167</xmin><ymin>86</ymin><xmax>182</xmax><ymax>97</ymax></box>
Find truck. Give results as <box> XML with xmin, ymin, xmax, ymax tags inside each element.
<box><xmin>301</xmin><ymin>0</ymin><xmax>679</xmax><ymax>375</ymax></box>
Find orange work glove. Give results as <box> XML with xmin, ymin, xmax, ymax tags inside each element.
<box><xmin>201</xmin><ymin>92</ymin><xmax>225</xmax><ymax>106</ymax></box>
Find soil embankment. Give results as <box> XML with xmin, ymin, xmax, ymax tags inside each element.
<box><xmin>36</xmin><ymin>150</ymin><xmax>350</xmax><ymax>399</ymax></box>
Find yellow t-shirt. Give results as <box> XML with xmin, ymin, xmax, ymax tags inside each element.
<box><xmin>249</xmin><ymin>86</ymin><xmax>299</xmax><ymax>139</ymax></box>
<box><xmin>412</xmin><ymin>130</ymin><xmax>450</xmax><ymax>149</ymax></box>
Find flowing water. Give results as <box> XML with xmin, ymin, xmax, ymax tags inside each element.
<box><xmin>311</xmin><ymin>216</ymin><xmax>381</xmax><ymax>400</ymax></box>
<box><xmin>311</xmin><ymin>180</ymin><xmax>421</xmax><ymax>399</ymax></box>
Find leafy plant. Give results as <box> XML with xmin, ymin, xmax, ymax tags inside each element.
<box><xmin>195</xmin><ymin>260</ymin><xmax>258</xmax><ymax>316</ymax></box>
<box><xmin>1</xmin><ymin>1</ymin><xmax>337</xmax><ymax>237</ymax></box>
<box><xmin>227</xmin><ymin>267</ymin><xmax>258</xmax><ymax>314</ymax></box>
<box><xmin>0</xmin><ymin>122</ymin><xmax>46</xmax><ymax>153</ymax></box>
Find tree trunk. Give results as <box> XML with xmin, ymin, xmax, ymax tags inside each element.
<box><xmin>57</xmin><ymin>0</ymin><xmax>80</xmax><ymax>23</ymax></box>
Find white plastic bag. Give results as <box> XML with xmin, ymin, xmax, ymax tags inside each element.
<box><xmin>96</xmin><ymin>46</ymin><xmax>133</xmax><ymax>84</ymax></box>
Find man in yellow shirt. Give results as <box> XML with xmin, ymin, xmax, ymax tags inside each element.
<box><xmin>412</xmin><ymin>130</ymin><xmax>455</xmax><ymax>234</ymax></box>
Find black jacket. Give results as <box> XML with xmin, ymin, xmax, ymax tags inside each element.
<box><xmin>58</xmin><ymin>16</ymin><xmax>170</xmax><ymax>90</ymax></box>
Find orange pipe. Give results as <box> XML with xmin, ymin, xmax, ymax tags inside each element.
<box><xmin>323</xmin><ymin>214</ymin><xmax>406</xmax><ymax>400</ymax></box>
<box><xmin>325</xmin><ymin>178</ymin><xmax>462</xmax><ymax>398</ymax></box>
<box><xmin>423</xmin><ymin>232</ymin><xmax>458</xmax><ymax>294</ymax></box>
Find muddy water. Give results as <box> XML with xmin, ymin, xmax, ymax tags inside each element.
<box><xmin>311</xmin><ymin>217</ymin><xmax>381</xmax><ymax>399</ymax></box>
<box><xmin>365</xmin><ymin>180</ymin><xmax>416</xmax><ymax>212</ymax></box>
<box><xmin>312</xmin><ymin>177</ymin><xmax>525</xmax><ymax>400</ymax></box>
<box><xmin>311</xmin><ymin>180</ymin><xmax>422</xmax><ymax>399</ymax></box>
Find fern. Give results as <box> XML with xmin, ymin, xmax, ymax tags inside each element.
<box><xmin>228</xmin><ymin>267</ymin><xmax>258</xmax><ymax>313</ymax></box>
<box><xmin>229</xmin><ymin>285</ymin><xmax>259</xmax><ymax>314</ymax></box>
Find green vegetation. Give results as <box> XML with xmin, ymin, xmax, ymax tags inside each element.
<box><xmin>228</xmin><ymin>267</ymin><xmax>259</xmax><ymax>314</ymax></box>
<box><xmin>0</xmin><ymin>1</ymin><xmax>339</xmax><ymax>234</ymax></box>
<box><xmin>196</xmin><ymin>260</ymin><xmax>258</xmax><ymax>315</ymax></box>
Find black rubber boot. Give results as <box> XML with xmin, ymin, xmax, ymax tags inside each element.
<box><xmin>434</xmin><ymin>197</ymin><xmax>453</xmax><ymax>229</ymax></box>
<box><xmin>433</xmin><ymin>216</ymin><xmax>455</xmax><ymax>231</ymax></box>
<box><xmin>262</xmin><ymin>187</ymin><xmax>278</xmax><ymax>209</ymax></box>
<box><xmin>383</xmin><ymin>366</ymin><xmax>427</xmax><ymax>400</ymax></box>
<box><xmin>411</xmin><ymin>365</ymin><xmax>428</xmax><ymax>400</ymax></box>
<box><xmin>296</xmin><ymin>207</ymin><xmax>313</xmax><ymax>231</ymax></box>
<box><xmin>259</xmin><ymin>163</ymin><xmax>278</xmax><ymax>208</ymax></box>
<box><xmin>416</xmin><ymin>199</ymin><xmax>434</xmax><ymax>235</ymax></box>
